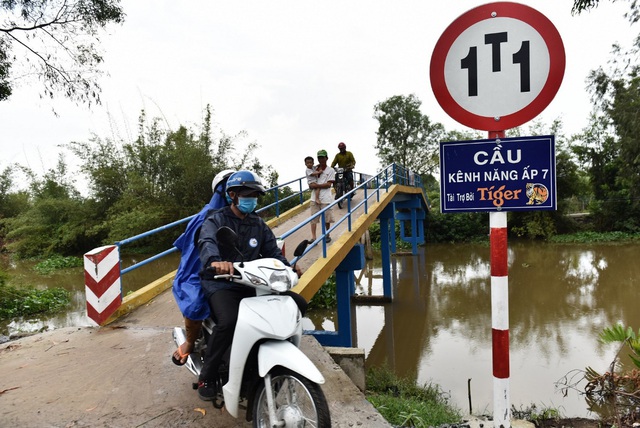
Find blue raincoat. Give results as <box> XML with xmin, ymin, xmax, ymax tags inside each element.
<box><xmin>172</xmin><ymin>190</ymin><xmax>228</xmax><ymax>320</ymax></box>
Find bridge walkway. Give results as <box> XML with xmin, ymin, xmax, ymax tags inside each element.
<box><xmin>269</xmin><ymin>184</ymin><xmax>428</xmax><ymax>302</ymax></box>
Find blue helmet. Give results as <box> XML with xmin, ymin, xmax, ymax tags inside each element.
<box><xmin>225</xmin><ymin>170</ymin><xmax>266</xmax><ymax>195</ymax></box>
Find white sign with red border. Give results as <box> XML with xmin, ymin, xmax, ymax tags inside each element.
<box><xmin>430</xmin><ymin>2</ymin><xmax>565</xmax><ymax>130</ymax></box>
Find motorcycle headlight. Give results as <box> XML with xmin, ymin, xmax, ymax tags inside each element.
<box><xmin>268</xmin><ymin>270</ymin><xmax>292</xmax><ymax>292</ymax></box>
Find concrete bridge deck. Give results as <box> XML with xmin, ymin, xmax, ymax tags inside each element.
<box><xmin>0</xmin><ymin>287</ymin><xmax>391</xmax><ymax>427</ymax></box>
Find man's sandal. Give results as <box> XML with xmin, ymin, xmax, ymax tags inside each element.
<box><xmin>171</xmin><ymin>343</ymin><xmax>191</xmax><ymax>366</ymax></box>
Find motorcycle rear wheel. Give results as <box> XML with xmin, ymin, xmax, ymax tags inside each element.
<box><xmin>252</xmin><ymin>367</ymin><xmax>331</xmax><ymax>428</ymax></box>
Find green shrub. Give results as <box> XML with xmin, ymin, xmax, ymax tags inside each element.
<box><xmin>307</xmin><ymin>274</ymin><xmax>336</xmax><ymax>310</ymax></box>
<box><xmin>0</xmin><ymin>276</ymin><xmax>71</xmax><ymax>319</ymax></box>
<box><xmin>425</xmin><ymin>211</ymin><xmax>488</xmax><ymax>243</ymax></box>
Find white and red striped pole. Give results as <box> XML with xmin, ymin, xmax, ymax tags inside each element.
<box><xmin>489</xmin><ymin>130</ymin><xmax>510</xmax><ymax>428</ymax></box>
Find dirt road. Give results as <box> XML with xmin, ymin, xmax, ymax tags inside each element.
<box><xmin>0</xmin><ymin>289</ymin><xmax>390</xmax><ymax>427</ymax></box>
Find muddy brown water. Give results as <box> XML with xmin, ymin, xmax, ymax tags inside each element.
<box><xmin>2</xmin><ymin>241</ymin><xmax>639</xmax><ymax>418</ymax></box>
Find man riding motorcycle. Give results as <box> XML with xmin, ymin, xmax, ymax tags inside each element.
<box><xmin>330</xmin><ymin>142</ymin><xmax>356</xmax><ymax>191</ymax></box>
<box><xmin>195</xmin><ymin>170</ymin><xmax>307</xmax><ymax>401</ymax></box>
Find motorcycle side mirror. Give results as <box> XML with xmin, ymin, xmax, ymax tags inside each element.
<box><xmin>216</xmin><ymin>226</ymin><xmax>245</xmax><ymax>265</ymax></box>
<box><xmin>293</xmin><ymin>240</ymin><xmax>309</xmax><ymax>258</ymax></box>
<box><xmin>291</xmin><ymin>240</ymin><xmax>309</xmax><ymax>274</ymax></box>
<box><xmin>216</xmin><ymin>226</ymin><xmax>238</xmax><ymax>247</ymax></box>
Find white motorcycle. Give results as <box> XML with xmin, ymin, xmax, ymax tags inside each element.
<box><xmin>173</xmin><ymin>226</ymin><xmax>331</xmax><ymax>427</ymax></box>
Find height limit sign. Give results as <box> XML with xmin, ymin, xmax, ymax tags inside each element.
<box><xmin>430</xmin><ymin>2</ymin><xmax>565</xmax><ymax>130</ymax></box>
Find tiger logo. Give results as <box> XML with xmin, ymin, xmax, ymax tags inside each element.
<box><xmin>525</xmin><ymin>183</ymin><xmax>549</xmax><ymax>205</ymax></box>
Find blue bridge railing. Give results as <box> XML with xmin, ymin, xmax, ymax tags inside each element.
<box><xmin>115</xmin><ymin>163</ymin><xmax>424</xmax><ymax>279</ymax></box>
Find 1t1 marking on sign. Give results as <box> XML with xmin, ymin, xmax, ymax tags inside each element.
<box><xmin>446</xmin><ymin>18</ymin><xmax>547</xmax><ymax>118</ymax></box>
<box><xmin>461</xmin><ymin>32</ymin><xmax>531</xmax><ymax>97</ymax></box>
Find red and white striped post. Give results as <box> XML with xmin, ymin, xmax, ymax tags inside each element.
<box><xmin>84</xmin><ymin>245</ymin><xmax>122</xmax><ymax>325</ymax></box>
<box><xmin>489</xmin><ymin>130</ymin><xmax>510</xmax><ymax>428</ymax></box>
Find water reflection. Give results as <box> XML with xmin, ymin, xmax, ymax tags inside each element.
<box><xmin>307</xmin><ymin>241</ymin><xmax>640</xmax><ymax>418</ymax></box>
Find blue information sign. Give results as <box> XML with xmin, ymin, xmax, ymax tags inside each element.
<box><xmin>440</xmin><ymin>135</ymin><xmax>556</xmax><ymax>213</ymax></box>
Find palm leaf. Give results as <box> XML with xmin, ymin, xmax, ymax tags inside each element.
<box><xmin>599</xmin><ymin>324</ymin><xmax>634</xmax><ymax>344</ymax></box>
<box><xmin>629</xmin><ymin>354</ymin><xmax>640</xmax><ymax>369</ymax></box>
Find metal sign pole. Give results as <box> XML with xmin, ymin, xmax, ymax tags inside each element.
<box><xmin>489</xmin><ymin>130</ymin><xmax>510</xmax><ymax>428</ymax></box>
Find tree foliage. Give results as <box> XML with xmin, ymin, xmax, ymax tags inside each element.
<box><xmin>66</xmin><ymin>105</ymin><xmax>269</xmax><ymax>246</ymax></box>
<box><xmin>0</xmin><ymin>0</ymin><xmax>125</xmax><ymax>104</ymax></box>
<box><xmin>3</xmin><ymin>155</ymin><xmax>96</xmax><ymax>258</ymax></box>
<box><xmin>1</xmin><ymin>105</ymin><xmax>272</xmax><ymax>258</ymax></box>
<box><xmin>373</xmin><ymin>94</ymin><xmax>446</xmax><ymax>179</ymax></box>
<box><xmin>572</xmin><ymin>0</ymin><xmax>640</xmax><ymax>23</ymax></box>
<box><xmin>508</xmin><ymin>120</ymin><xmax>588</xmax><ymax>239</ymax></box>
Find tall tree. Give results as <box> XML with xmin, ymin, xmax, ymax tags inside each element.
<box><xmin>571</xmin><ymin>0</ymin><xmax>640</xmax><ymax>231</ymax></box>
<box><xmin>373</xmin><ymin>94</ymin><xmax>445</xmax><ymax>178</ymax></box>
<box><xmin>571</xmin><ymin>51</ymin><xmax>640</xmax><ymax>231</ymax></box>
<box><xmin>67</xmin><ymin>105</ymin><xmax>270</xmax><ymax>244</ymax></box>
<box><xmin>0</xmin><ymin>0</ymin><xmax>125</xmax><ymax>104</ymax></box>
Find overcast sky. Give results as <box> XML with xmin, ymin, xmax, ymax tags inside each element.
<box><xmin>1</xmin><ymin>1</ymin><xmax>637</xmax><ymax>192</ymax></box>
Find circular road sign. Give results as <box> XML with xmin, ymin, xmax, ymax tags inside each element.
<box><xmin>430</xmin><ymin>2</ymin><xmax>565</xmax><ymax>131</ymax></box>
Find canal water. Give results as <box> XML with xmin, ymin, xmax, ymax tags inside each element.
<box><xmin>2</xmin><ymin>241</ymin><xmax>639</xmax><ymax>418</ymax></box>
<box><xmin>304</xmin><ymin>241</ymin><xmax>640</xmax><ymax>418</ymax></box>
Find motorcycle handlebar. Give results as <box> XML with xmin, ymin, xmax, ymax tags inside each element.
<box><xmin>206</xmin><ymin>265</ymin><xmax>238</xmax><ymax>278</ymax></box>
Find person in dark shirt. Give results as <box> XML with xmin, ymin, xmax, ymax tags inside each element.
<box><xmin>195</xmin><ymin>170</ymin><xmax>307</xmax><ymax>401</ymax></box>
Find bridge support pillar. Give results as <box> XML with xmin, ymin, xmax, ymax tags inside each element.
<box><xmin>308</xmin><ymin>244</ymin><xmax>365</xmax><ymax>347</ymax></box>
<box><xmin>395</xmin><ymin>196</ymin><xmax>425</xmax><ymax>255</ymax></box>
<box><xmin>378</xmin><ymin>204</ymin><xmax>396</xmax><ymax>299</ymax></box>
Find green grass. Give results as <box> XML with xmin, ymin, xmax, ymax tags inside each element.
<box><xmin>365</xmin><ymin>365</ymin><xmax>461</xmax><ymax>427</ymax></box>
<box><xmin>511</xmin><ymin>403</ymin><xmax>562</xmax><ymax>423</ymax></box>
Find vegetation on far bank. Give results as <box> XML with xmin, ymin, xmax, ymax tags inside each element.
<box><xmin>549</xmin><ymin>231</ymin><xmax>640</xmax><ymax>244</ymax></box>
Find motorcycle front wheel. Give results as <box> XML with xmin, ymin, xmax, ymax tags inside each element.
<box><xmin>335</xmin><ymin>184</ymin><xmax>344</xmax><ymax>209</ymax></box>
<box><xmin>252</xmin><ymin>367</ymin><xmax>331</xmax><ymax>428</ymax></box>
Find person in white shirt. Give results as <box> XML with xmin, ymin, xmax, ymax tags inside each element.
<box><xmin>308</xmin><ymin>149</ymin><xmax>335</xmax><ymax>242</ymax></box>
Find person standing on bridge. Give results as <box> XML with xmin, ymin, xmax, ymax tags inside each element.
<box><xmin>195</xmin><ymin>170</ymin><xmax>307</xmax><ymax>401</ymax></box>
<box><xmin>309</xmin><ymin>150</ymin><xmax>335</xmax><ymax>243</ymax></box>
<box><xmin>304</xmin><ymin>155</ymin><xmax>322</xmax><ymax>204</ymax></box>
<box><xmin>171</xmin><ymin>169</ymin><xmax>235</xmax><ymax>366</ymax></box>
<box><xmin>330</xmin><ymin>142</ymin><xmax>356</xmax><ymax>191</ymax></box>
